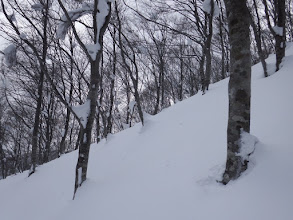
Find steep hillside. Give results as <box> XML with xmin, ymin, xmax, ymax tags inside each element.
<box><xmin>0</xmin><ymin>45</ymin><xmax>292</xmax><ymax>220</ymax></box>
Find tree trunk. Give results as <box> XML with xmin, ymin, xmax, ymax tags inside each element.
<box><xmin>0</xmin><ymin>149</ymin><xmax>6</xmax><ymax>179</ymax></box>
<box><xmin>29</xmin><ymin>70</ymin><xmax>44</xmax><ymax>176</ymax></box>
<box><xmin>251</xmin><ymin>0</ymin><xmax>268</xmax><ymax>77</ymax></box>
<box><xmin>115</xmin><ymin>2</ymin><xmax>144</xmax><ymax>125</ymax></box>
<box><xmin>275</xmin><ymin>0</ymin><xmax>286</xmax><ymax>71</ymax></box>
<box><xmin>106</xmin><ymin>29</ymin><xmax>117</xmax><ymax>136</ymax></box>
<box><xmin>204</xmin><ymin>0</ymin><xmax>214</xmax><ymax>91</ymax></box>
<box><xmin>222</xmin><ymin>0</ymin><xmax>252</xmax><ymax>185</ymax></box>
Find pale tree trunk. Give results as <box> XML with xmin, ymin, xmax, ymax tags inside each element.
<box><xmin>222</xmin><ymin>0</ymin><xmax>252</xmax><ymax>184</ymax></box>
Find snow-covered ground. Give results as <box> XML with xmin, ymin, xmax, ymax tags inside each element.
<box><xmin>0</xmin><ymin>45</ymin><xmax>293</xmax><ymax>220</ymax></box>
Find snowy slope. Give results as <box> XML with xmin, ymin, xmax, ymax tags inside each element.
<box><xmin>0</xmin><ymin>45</ymin><xmax>293</xmax><ymax>220</ymax></box>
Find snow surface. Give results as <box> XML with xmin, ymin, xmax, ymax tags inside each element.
<box><xmin>0</xmin><ymin>45</ymin><xmax>293</xmax><ymax>220</ymax></box>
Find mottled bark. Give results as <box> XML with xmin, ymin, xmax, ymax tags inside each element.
<box><xmin>222</xmin><ymin>0</ymin><xmax>252</xmax><ymax>184</ymax></box>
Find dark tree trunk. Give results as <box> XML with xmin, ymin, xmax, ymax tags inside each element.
<box><xmin>29</xmin><ymin>69</ymin><xmax>45</xmax><ymax>176</ymax></box>
<box><xmin>106</xmin><ymin>29</ymin><xmax>117</xmax><ymax>137</ymax></box>
<box><xmin>0</xmin><ymin>107</ymin><xmax>6</xmax><ymax>179</ymax></box>
<box><xmin>28</xmin><ymin>0</ymin><xmax>50</xmax><ymax>176</ymax></box>
<box><xmin>204</xmin><ymin>0</ymin><xmax>214</xmax><ymax>91</ymax></box>
<box><xmin>250</xmin><ymin>0</ymin><xmax>268</xmax><ymax>77</ymax></box>
<box><xmin>179</xmin><ymin>53</ymin><xmax>184</xmax><ymax>101</ymax></box>
<box><xmin>59</xmin><ymin>39</ymin><xmax>74</xmax><ymax>155</ymax></box>
<box><xmin>0</xmin><ymin>149</ymin><xmax>6</xmax><ymax>179</ymax></box>
<box><xmin>154</xmin><ymin>74</ymin><xmax>160</xmax><ymax>114</ymax></box>
<box><xmin>222</xmin><ymin>0</ymin><xmax>252</xmax><ymax>184</ymax></box>
<box><xmin>275</xmin><ymin>0</ymin><xmax>286</xmax><ymax>71</ymax></box>
<box><xmin>199</xmin><ymin>45</ymin><xmax>206</xmax><ymax>93</ymax></box>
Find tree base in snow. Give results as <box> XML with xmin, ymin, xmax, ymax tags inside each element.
<box><xmin>222</xmin><ymin>131</ymin><xmax>258</xmax><ymax>185</ymax></box>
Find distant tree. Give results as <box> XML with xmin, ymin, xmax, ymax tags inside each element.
<box><xmin>249</xmin><ymin>0</ymin><xmax>268</xmax><ymax>77</ymax></box>
<box><xmin>0</xmin><ymin>0</ymin><xmax>53</xmax><ymax>176</ymax></box>
<box><xmin>222</xmin><ymin>0</ymin><xmax>252</xmax><ymax>184</ymax></box>
<box><xmin>263</xmin><ymin>0</ymin><xmax>286</xmax><ymax>71</ymax></box>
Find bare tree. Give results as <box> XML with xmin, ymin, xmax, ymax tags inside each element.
<box><xmin>262</xmin><ymin>0</ymin><xmax>286</xmax><ymax>71</ymax></box>
<box><xmin>56</xmin><ymin>0</ymin><xmax>112</xmax><ymax>197</ymax></box>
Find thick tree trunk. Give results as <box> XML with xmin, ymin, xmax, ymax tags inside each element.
<box><xmin>222</xmin><ymin>0</ymin><xmax>252</xmax><ymax>184</ymax></box>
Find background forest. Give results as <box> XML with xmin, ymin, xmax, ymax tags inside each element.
<box><xmin>0</xmin><ymin>0</ymin><xmax>292</xmax><ymax>180</ymax></box>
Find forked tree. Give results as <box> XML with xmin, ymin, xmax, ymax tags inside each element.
<box><xmin>56</xmin><ymin>0</ymin><xmax>112</xmax><ymax>197</ymax></box>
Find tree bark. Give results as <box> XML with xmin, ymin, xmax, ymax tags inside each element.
<box><xmin>222</xmin><ymin>0</ymin><xmax>252</xmax><ymax>184</ymax></box>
